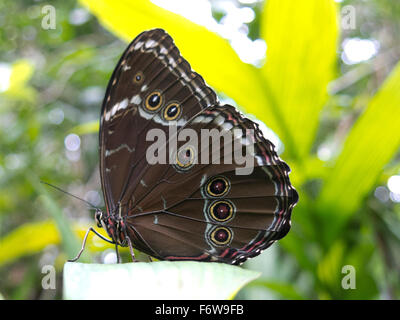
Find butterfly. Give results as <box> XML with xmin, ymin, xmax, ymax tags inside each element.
<box><xmin>70</xmin><ymin>28</ymin><xmax>298</xmax><ymax>265</ymax></box>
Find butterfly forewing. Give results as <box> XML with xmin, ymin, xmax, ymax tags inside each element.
<box><xmin>100</xmin><ymin>29</ymin><xmax>217</xmax><ymax>213</ymax></box>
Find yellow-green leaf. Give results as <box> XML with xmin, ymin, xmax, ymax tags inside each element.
<box><xmin>0</xmin><ymin>221</ymin><xmax>59</xmax><ymax>267</ymax></box>
<box><xmin>249</xmin><ymin>279</ymin><xmax>305</xmax><ymax>300</ymax></box>
<box><xmin>69</xmin><ymin>120</ymin><xmax>99</xmax><ymax>135</ymax></box>
<box><xmin>4</xmin><ymin>60</ymin><xmax>36</xmax><ymax>101</ymax></box>
<box><xmin>318</xmin><ymin>61</ymin><xmax>400</xmax><ymax>239</ymax></box>
<box><xmin>260</xmin><ymin>0</ymin><xmax>339</xmax><ymax>159</ymax></box>
<box><xmin>8</xmin><ymin>60</ymin><xmax>34</xmax><ymax>89</ymax></box>
<box><xmin>317</xmin><ymin>241</ymin><xmax>345</xmax><ymax>289</ymax></box>
<box><xmin>34</xmin><ymin>178</ymin><xmax>83</xmax><ymax>259</ymax></box>
<box><xmin>0</xmin><ymin>220</ymin><xmax>113</xmax><ymax>267</ymax></box>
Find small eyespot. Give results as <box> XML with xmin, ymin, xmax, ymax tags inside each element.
<box><xmin>133</xmin><ymin>71</ymin><xmax>144</xmax><ymax>84</ymax></box>
<box><xmin>175</xmin><ymin>145</ymin><xmax>196</xmax><ymax>170</ymax></box>
<box><xmin>164</xmin><ymin>102</ymin><xmax>181</xmax><ymax>121</ymax></box>
<box><xmin>210</xmin><ymin>227</ymin><xmax>232</xmax><ymax>246</ymax></box>
<box><xmin>145</xmin><ymin>91</ymin><xmax>163</xmax><ymax>111</ymax></box>
<box><xmin>206</xmin><ymin>176</ymin><xmax>230</xmax><ymax>197</ymax></box>
<box><xmin>209</xmin><ymin>200</ymin><xmax>234</xmax><ymax>222</ymax></box>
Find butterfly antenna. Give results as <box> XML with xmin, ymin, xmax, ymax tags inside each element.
<box><xmin>40</xmin><ymin>181</ymin><xmax>100</xmax><ymax>210</ymax></box>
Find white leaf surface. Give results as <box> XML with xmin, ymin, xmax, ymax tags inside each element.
<box><xmin>63</xmin><ymin>261</ymin><xmax>260</xmax><ymax>300</ymax></box>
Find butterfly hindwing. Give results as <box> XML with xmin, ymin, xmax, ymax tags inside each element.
<box><xmin>123</xmin><ymin>105</ymin><xmax>298</xmax><ymax>264</ymax></box>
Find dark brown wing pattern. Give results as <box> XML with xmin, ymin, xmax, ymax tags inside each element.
<box><xmin>99</xmin><ymin>29</ymin><xmax>298</xmax><ymax>265</ymax></box>
<box><xmin>100</xmin><ymin>29</ymin><xmax>217</xmax><ymax>213</ymax></box>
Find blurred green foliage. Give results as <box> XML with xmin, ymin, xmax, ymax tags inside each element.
<box><xmin>0</xmin><ymin>0</ymin><xmax>400</xmax><ymax>300</ymax></box>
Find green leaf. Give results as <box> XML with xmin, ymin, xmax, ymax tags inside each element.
<box><xmin>0</xmin><ymin>221</ymin><xmax>59</xmax><ymax>267</ymax></box>
<box><xmin>69</xmin><ymin>120</ymin><xmax>99</xmax><ymax>135</ymax></box>
<box><xmin>249</xmin><ymin>279</ymin><xmax>305</xmax><ymax>300</ymax></box>
<box><xmin>260</xmin><ymin>0</ymin><xmax>339</xmax><ymax>159</ymax></box>
<box><xmin>33</xmin><ymin>179</ymin><xmax>83</xmax><ymax>260</ymax></box>
<box><xmin>3</xmin><ymin>60</ymin><xmax>36</xmax><ymax>102</ymax></box>
<box><xmin>63</xmin><ymin>261</ymin><xmax>260</xmax><ymax>300</ymax></box>
<box><xmin>0</xmin><ymin>220</ymin><xmax>113</xmax><ymax>267</ymax></box>
<box><xmin>318</xmin><ymin>61</ymin><xmax>400</xmax><ymax>241</ymax></box>
<box><xmin>317</xmin><ymin>241</ymin><xmax>345</xmax><ymax>289</ymax></box>
<box><xmin>8</xmin><ymin>60</ymin><xmax>34</xmax><ymax>89</ymax></box>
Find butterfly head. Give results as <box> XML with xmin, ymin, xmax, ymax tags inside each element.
<box><xmin>94</xmin><ymin>207</ymin><xmax>128</xmax><ymax>246</ymax></box>
<box><xmin>94</xmin><ymin>208</ymin><xmax>104</xmax><ymax>229</ymax></box>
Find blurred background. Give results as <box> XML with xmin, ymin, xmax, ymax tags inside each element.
<box><xmin>1</xmin><ymin>0</ymin><xmax>400</xmax><ymax>300</ymax></box>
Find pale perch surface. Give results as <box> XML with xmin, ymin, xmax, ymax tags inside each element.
<box><xmin>63</xmin><ymin>261</ymin><xmax>260</xmax><ymax>300</ymax></box>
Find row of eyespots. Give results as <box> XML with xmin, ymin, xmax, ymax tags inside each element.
<box><xmin>204</xmin><ymin>176</ymin><xmax>234</xmax><ymax>246</ymax></box>
<box><xmin>132</xmin><ymin>70</ymin><xmax>182</xmax><ymax>121</ymax></box>
<box><xmin>144</xmin><ymin>91</ymin><xmax>182</xmax><ymax>121</ymax></box>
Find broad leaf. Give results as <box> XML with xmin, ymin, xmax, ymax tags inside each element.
<box><xmin>63</xmin><ymin>261</ymin><xmax>260</xmax><ymax>300</ymax></box>
<box><xmin>3</xmin><ymin>60</ymin><xmax>36</xmax><ymax>102</ymax></box>
<box><xmin>249</xmin><ymin>279</ymin><xmax>305</xmax><ymax>300</ymax></box>
<box><xmin>69</xmin><ymin>120</ymin><xmax>99</xmax><ymax>135</ymax></box>
<box><xmin>32</xmin><ymin>178</ymin><xmax>83</xmax><ymax>260</ymax></box>
<box><xmin>318</xmin><ymin>61</ymin><xmax>400</xmax><ymax>241</ymax></box>
<box><xmin>0</xmin><ymin>220</ymin><xmax>112</xmax><ymax>267</ymax></box>
<box><xmin>260</xmin><ymin>0</ymin><xmax>339</xmax><ymax>159</ymax></box>
<box><xmin>0</xmin><ymin>221</ymin><xmax>59</xmax><ymax>267</ymax></box>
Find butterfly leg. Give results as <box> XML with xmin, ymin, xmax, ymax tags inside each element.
<box><xmin>126</xmin><ymin>236</ymin><xmax>138</xmax><ymax>263</ymax></box>
<box><xmin>68</xmin><ymin>227</ymin><xmax>114</xmax><ymax>262</ymax></box>
<box><xmin>115</xmin><ymin>243</ymin><xmax>121</xmax><ymax>263</ymax></box>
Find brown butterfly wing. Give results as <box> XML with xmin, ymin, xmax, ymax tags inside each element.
<box><xmin>122</xmin><ymin>105</ymin><xmax>298</xmax><ymax>264</ymax></box>
<box><xmin>99</xmin><ymin>29</ymin><xmax>298</xmax><ymax>264</ymax></box>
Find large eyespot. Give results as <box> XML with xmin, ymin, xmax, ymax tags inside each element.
<box><xmin>163</xmin><ymin>102</ymin><xmax>181</xmax><ymax>121</ymax></box>
<box><xmin>175</xmin><ymin>145</ymin><xmax>196</xmax><ymax>170</ymax></box>
<box><xmin>209</xmin><ymin>200</ymin><xmax>234</xmax><ymax>222</ymax></box>
<box><xmin>210</xmin><ymin>226</ymin><xmax>232</xmax><ymax>246</ymax></box>
<box><xmin>206</xmin><ymin>176</ymin><xmax>230</xmax><ymax>197</ymax></box>
<box><xmin>133</xmin><ymin>71</ymin><xmax>144</xmax><ymax>84</ymax></box>
<box><xmin>145</xmin><ymin>91</ymin><xmax>163</xmax><ymax>111</ymax></box>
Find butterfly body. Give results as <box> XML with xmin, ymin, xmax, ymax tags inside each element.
<box><xmin>90</xmin><ymin>28</ymin><xmax>298</xmax><ymax>265</ymax></box>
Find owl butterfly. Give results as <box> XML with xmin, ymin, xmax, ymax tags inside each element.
<box><xmin>71</xmin><ymin>28</ymin><xmax>298</xmax><ymax>265</ymax></box>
